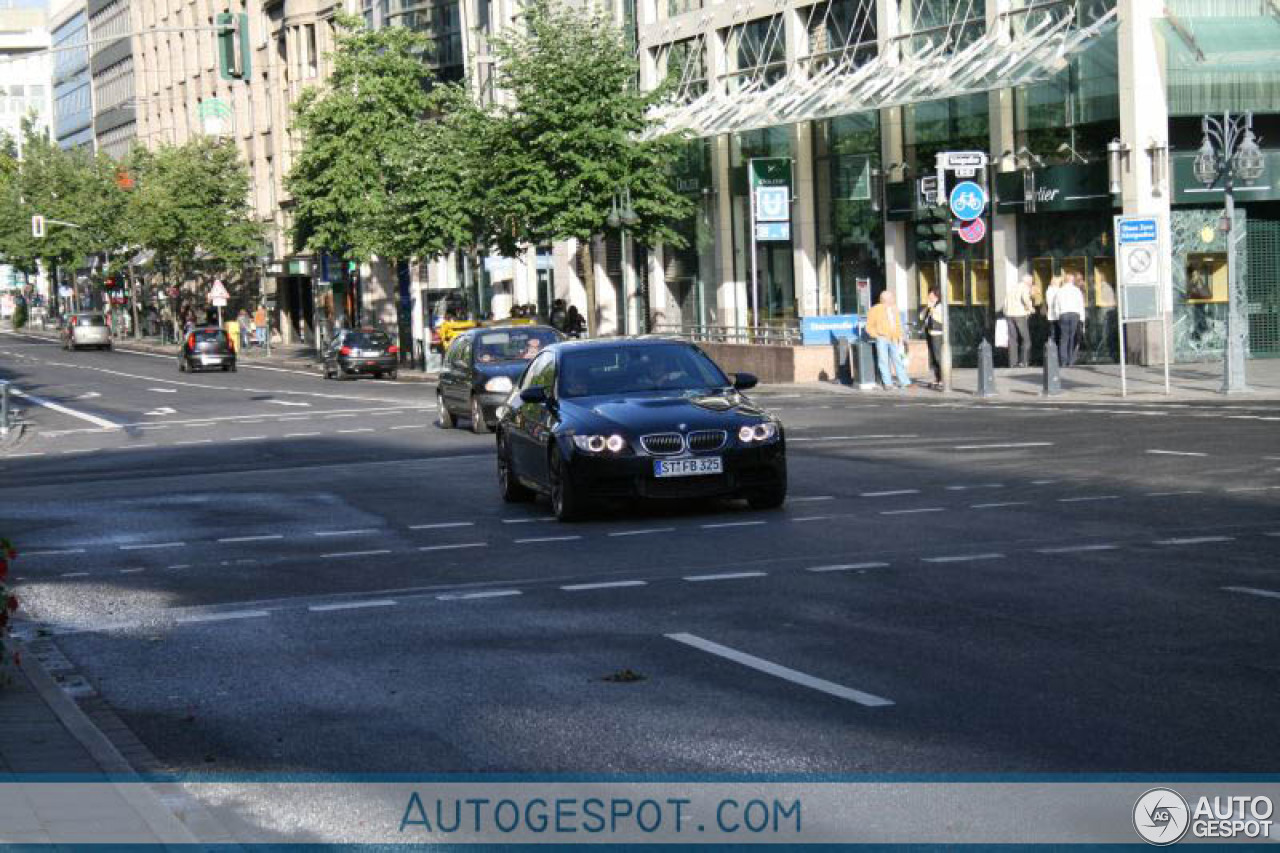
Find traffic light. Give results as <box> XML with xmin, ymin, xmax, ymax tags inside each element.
<box><xmin>217</xmin><ymin>12</ymin><xmax>251</xmax><ymax>80</ymax></box>
<box><xmin>914</xmin><ymin>205</ymin><xmax>952</xmax><ymax>261</ymax></box>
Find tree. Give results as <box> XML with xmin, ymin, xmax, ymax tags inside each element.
<box><xmin>483</xmin><ymin>0</ymin><xmax>693</xmax><ymax>333</ymax></box>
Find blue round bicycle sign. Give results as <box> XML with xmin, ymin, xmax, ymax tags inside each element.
<box><xmin>948</xmin><ymin>181</ymin><xmax>987</xmax><ymax>221</ymax></box>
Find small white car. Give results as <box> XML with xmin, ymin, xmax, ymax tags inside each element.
<box><xmin>63</xmin><ymin>313</ymin><xmax>112</xmax><ymax>351</ymax></box>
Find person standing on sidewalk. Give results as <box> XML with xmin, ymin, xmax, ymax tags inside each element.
<box><xmin>1044</xmin><ymin>274</ymin><xmax>1063</xmax><ymax>350</ymax></box>
<box><xmin>1005</xmin><ymin>274</ymin><xmax>1034</xmax><ymax>367</ymax></box>
<box><xmin>1053</xmin><ymin>274</ymin><xmax>1086</xmax><ymax>367</ymax></box>
<box><xmin>917</xmin><ymin>288</ymin><xmax>944</xmax><ymax>388</ymax></box>
<box><xmin>254</xmin><ymin>305</ymin><xmax>268</xmax><ymax>348</ymax></box>
<box><xmin>867</xmin><ymin>289</ymin><xmax>911</xmax><ymax>390</ymax></box>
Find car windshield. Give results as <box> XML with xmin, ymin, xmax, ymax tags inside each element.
<box><xmin>473</xmin><ymin>329</ymin><xmax>559</xmax><ymax>363</ymax></box>
<box><xmin>192</xmin><ymin>329</ymin><xmax>227</xmax><ymax>344</ymax></box>
<box><xmin>559</xmin><ymin>344</ymin><xmax>729</xmax><ymax>398</ymax></box>
<box><xmin>81</xmin><ymin>314</ymin><xmax>107</xmax><ymax>327</ymax></box>
<box><xmin>347</xmin><ymin>332</ymin><xmax>391</xmax><ymax>348</ymax></box>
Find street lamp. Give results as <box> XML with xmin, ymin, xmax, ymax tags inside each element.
<box><xmin>607</xmin><ymin>186</ymin><xmax>639</xmax><ymax>334</ymax></box>
<box><xmin>1193</xmin><ymin>111</ymin><xmax>1266</xmax><ymax>394</ymax></box>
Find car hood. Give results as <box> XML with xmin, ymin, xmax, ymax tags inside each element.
<box><xmin>563</xmin><ymin>389</ymin><xmax>769</xmax><ymax>434</ymax></box>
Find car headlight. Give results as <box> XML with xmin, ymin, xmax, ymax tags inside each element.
<box><xmin>572</xmin><ymin>434</ymin><xmax>628</xmax><ymax>453</ymax></box>
<box><xmin>484</xmin><ymin>376</ymin><xmax>514</xmax><ymax>393</ymax></box>
<box><xmin>737</xmin><ymin>422</ymin><xmax>779</xmax><ymax>443</ymax></box>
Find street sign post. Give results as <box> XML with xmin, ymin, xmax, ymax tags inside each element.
<box><xmin>748</xmin><ymin>158</ymin><xmax>793</xmax><ymax>329</ymax></box>
<box><xmin>1114</xmin><ymin>215</ymin><xmax>1170</xmax><ymax>396</ymax></box>
<box><xmin>210</xmin><ymin>279</ymin><xmax>229</xmax><ymax>326</ymax></box>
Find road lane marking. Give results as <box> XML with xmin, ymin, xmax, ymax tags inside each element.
<box><xmin>321</xmin><ymin>549</ymin><xmax>392</xmax><ymax>558</ymax></box>
<box><xmin>4</xmin><ymin>452</ymin><xmax>47</xmax><ymax>458</ymax></box>
<box><xmin>1147</xmin><ymin>449</ymin><xmax>1207</xmax><ymax>457</ymax></box>
<box><xmin>922</xmin><ymin>553</ymin><xmax>1005</xmax><ymax>563</ymax></box>
<box><xmin>7</xmin><ymin>388</ymin><xmax>120</xmax><ymax>429</ymax></box>
<box><xmin>437</xmin><ymin>590</ymin><xmax>521</xmax><ymax>601</ymax></box>
<box><xmin>268</xmin><ymin>401</ymin><xmax>312</xmax><ymax>407</ymax></box>
<box><xmin>514</xmin><ymin>535</ymin><xmax>582</xmax><ymax>544</ymax></box>
<box><xmin>119</xmin><ymin>568</ymin><xmax>145</xmax><ymax>574</ymax></box>
<box><xmin>410</xmin><ymin>522</ymin><xmax>475</xmax><ymax>530</ymax></box>
<box><xmin>666</xmin><ymin>633</ymin><xmax>893</xmax><ymax>707</ymax></box>
<box><xmin>1030</xmin><ymin>479</ymin><xmax>1058</xmax><ymax>485</ymax></box>
<box><xmin>608</xmin><ymin>527</ymin><xmax>677</xmax><ymax>537</ymax></box>
<box><xmin>684</xmin><ymin>571</ymin><xmax>768</xmax><ymax>582</ymax></box>
<box><xmin>1146</xmin><ymin>490</ymin><xmax>1204</xmax><ymax>497</ymax></box>
<box><xmin>308</xmin><ymin>600</ymin><xmax>397</xmax><ymax>612</ymax></box>
<box><xmin>502</xmin><ymin>517</ymin><xmax>557</xmax><ymax>524</ymax></box>
<box><xmin>337</xmin><ymin>428</ymin><xmax>375</xmax><ymax>434</ymax></box>
<box><xmin>60</xmin><ymin>572</ymin><xmax>90</xmax><ymax>578</ymax></box>
<box><xmin>418</xmin><ymin>542</ymin><xmax>488</xmax><ymax>552</ymax></box>
<box><xmin>217</xmin><ymin>535</ymin><xmax>284</xmax><ymax>543</ymax></box>
<box><xmin>561</xmin><ymin>580</ymin><xmax>648</xmax><ymax>591</ymax></box>
<box><xmin>175</xmin><ymin>439</ymin><xmax>214</xmax><ymax>446</ymax></box>
<box><xmin>789</xmin><ymin>496</ymin><xmax>835</xmax><ymax>503</ymax></box>
<box><xmin>148</xmin><ymin>387</ymin><xmax>178</xmax><ymax>394</ymax></box>
<box><xmin>971</xmin><ymin>501</ymin><xmax>1029</xmax><ymax>509</ymax></box>
<box><xmin>1034</xmin><ymin>544</ymin><xmax>1118</xmax><ymax>554</ymax></box>
<box><xmin>183</xmin><ymin>422</ymin><xmax>217</xmax><ymax>428</ymax></box>
<box><xmin>25</xmin><ymin>548</ymin><xmax>86</xmax><ymax>556</ymax></box>
<box><xmin>1057</xmin><ymin>495</ymin><xmax>1120</xmax><ymax>503</ymax></box>
<box><xmin>177</xmin><ymin>610</ymin><xmax>271</xmax><ymax>624</ymax></box>
<box><xmin>880</xmin><ymin>507</ymin><xmax>943</xmax><ymax>516</ymax></box>
<box><xmin>390</xmin><ymin>425</ymin><xmax>420</xmax><ymax>430</ymax></box>
<box><xmin>1223</xmin><ymin>586</ymin><xmax>1280</xmax><ymax>601</ymax></box>
<box><xmin>228</xmin><ymin>436</ymin><xmax>267</xmax><ymax>442</ymax></box>
<box><xmin>284</xmin><ymin>432</ymin><xmax>321</xmax><ymax>438</ymax></box>
<box><xmin>945</xmin><ymin>484</ymin><xmax>1003</xmax><ymax>491</ymax></box>
<box><xmin>313</xmin><ymin>529</ymin><xmax>378</xmax><ymax>537</ymax></box>
<box><xmin>700</xmin><ymin>521</ymin><xmax>768</xmax><ymax>529</ymax></box>
<box><xmin>954</xmin><ymin>442</ymin><xmax>1053</xmax><ymax>450</ymax></box>
<box><xmin>859</xmin><ymin>489</ymin><xmax>919</xmax><ymax>497</ymax></box>
<box><xmin>324</xmin><ymin>413</ymin><xmax>358</xmax><ymax>419</ymax></box>
<box><xmin>790</xmin><ymin>516</ymin><xmax>832</xmax><ymax>522</ymax></box>
<box><xmin>166</xmin><ymin>564</ymin><xmax>191</xmax><ymax>569</ymax></box>
<box><xmin>119</xmin><ymin>542</ymin><xmax>184</xmax><ymax>551</ymax></box>
<box><xmin>1153</xmin><ymin>536</ymin><xmax>1234</xmax><ymax>546</ymax></box>
<box><xmin>1225</xmin><ymin>486</ymin><xmax>1280</xmax><ymax>493</ymax></box>
<box><xmin>806</xmin><ymin>562</ymin><xmax>890</xmax><ymax>572</ymax></box>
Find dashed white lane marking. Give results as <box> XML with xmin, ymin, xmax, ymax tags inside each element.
<box><xmin>561</xmin><ymin>580</ymin><xmax>648</xmax><ymax>591</ymax></box>
<box><xmin>608</xmin><ymin>528</ymin><xmax>676</xmax><ymax>537</ymax></box>
<box><xmin>217</xmin><ymin>534</ymin><xmax>283</xmax><ymax>543</ymax></box>
<box><xmin>1223</xmin><ymin>586</ymin><xmax>1280</xmax><ymax>601</ymax></box>
<box><xmin>1153</xmin><ymin>536</ymin><xmax>1234</xmax><ymax>546</ymax></box>
<box><xmin>971</xmin><ymin>501</ymin><xmax>1029</xmax><ymax>509</ymax></box>
<box><xmin>788</xmin><ymin>496</ymin><xmax>835</xmax><ymax>503</ymax></box>
<box><xmin>175</xmin><ymin>439</ymin><xmax>213</xmax><ymax>446</ymax></box>
<box><xmin>308</xmin><ymin>600</ymin><xmax>397</xmax><ymax>612</ymax></box>
<box><xmin>1147</xmin><ymin>449</ymin><xmax>1207</xmax><ymax>457</ymax></box>
<box><xmin>437</xmin><ymin>590</ymin><xmax>521</xmax><ymax>601</ymax></box>
<box><xmin>922</xmin><ymin>553</ymin><xmax>1005</xmax><ymax>563</ymax></box>
<box><xmin>60</xmin><ymin>572</ymin><xmax>90</xmax><ymax>578</ymax></box>
<box><xmin>1146</xmin><ymin>490</ymin><xmax>1204</xmax><ymax>497</ymax></box>
<box><xmin>410</xmin><ymin>522</ymin><xmax>475</xmax><ymax>530</ymax></box>
<box><xmin>1030</xmin><ymin>479</ymin><xmax>1058</xmax><ymax>485</ymax></box>
<box><xmin>1034</xmin><ymin>544</ymin><xmax>1118</xmax><ymax>554</ymax></box>
<box><xmin>148</xmin><ymin>387</ymin><xmax>178</xmax><ymax>393</ymax></box>
<box><xmin>279</xmin><ymin>416</ymin><xmax>310</xmax><ymax>421</ymax></box>
<box><xmin>1225</xmin><ymin>486</ymin><xmax>1280</xmax><ymax>493</ymax></box>
<box><xmin>119</xmin><ymin>568</ymin><xmax>145</xmax><ymax>574</ymax></box>
<box><xmin>860</xmin><ymin>489</ymin><xmax>919</xmax><ymax>497</ymax></box>
<box><xmin>880</xmin><ymin>507</ymin><xmax>944</xmax><ymax>516</ymax></box>
<box><xmin>321</xmin><ymin>549</ymin><xmax>392</xmax><ymax>558</ymax></box>
<box><xmin>514</xmin><ymin>535</ymin><xmax>583</xmax><ymax>544</ymax></box>
<box><xmin>683</xmin><ymin>571</ymin><xmax>768</xmax><ymax>582</ymax></box>
<box><xmin>945</xmin><ymin>484</ymin><xmax>1004</xmax><ymax>491</ymax></box>
<box><xmin>955</xmin><ymin>442</ymin><xmax>1053</xmax><ymax>450</ymax></box>
<box><xmin>7</xmin><ymin>387</ymin><xmax>121</xmax><ymax>429</ymax></box>
<box><xmin>167</xmin><ymin>564</ymin><xmax>191</xmax><ymax>570</ymax></box>
<box><xmin>4</xmin><ymin>452</ymin><xmax>47</xmax><ymax>458</ymax></box>
<box><xmin>228</xmin><ymin>436</ymin><xmax>267</xmax><ymax>442</ymax></box>
<box><xmin>324</xmin><ymin>413</ymin><xmax>358</xmax><ymax>419</ymax></box>
<box><xmin>137</xmin><ymin>425</ymin><xmax>169</xmax><ymax>430</ymax></box>
<box><xmin>183</xmin><ymin>422</ymin><xmax>217</xmax><ymax>428</ymax></box>
<box><xmin>268</xmin><ymin>401</ymin><xmax>312</xmax><ymax>408</ymax></box>
<box><xmin>502</xmin><ymin>517</ymin><xmax>557</xmax><ymax>524</ymax></box>
<box><xmin>284</xmin><ymin>432</ymin><xmax>321</xmax><ymax>438</ymax></box>
<box><xmin>25</xmin><ymin>548</ymin><xmax>86</xmax><ymax>556</ymax></box>
<box><xmin>337</xmin><ymin>428</ymin><xmax>375</xmax><ymax>434</ymax></box>
<box><xmin>790</xmin><ymin>516</ymin><xmax>832</xmax><ymax>523</ymax></box>
<box><xmin>390</xmin><ymin>425</ymin><xmax>420</xmax><ymax>430</ymax></box>
<box><xmin>666</xmin><ymin>633</ymin><xmax>894</xmax><ymax>708</ymax></box>
<box><xmin>178</xmin><ymin>610</ymin><xmax>270</xmax><ymax>624</ymax></box>
<box><xmin>700</xmin><ymin>520</ymin><xmax>768</xmax><ymax>529</ymax></box>
<box><xmin>60</xmin><ymin>448</ymin><xmax>95</xmax><ymax>455</ymax></box>
<box><xmin>1057</xmin><ymin>495</ymin><xmax>1120</xmax><ymax>503</ymax></box>
<box><xmin>418</xmin><ymin>542</ymin><xmax>487</xmax><ymax>552</ymax></box>
<box><xmin>806</xmin><ymin>562</ymin><xmax>890</xmax><ymax>572</ymax></box>
<box><xmin>313</xmin><ymin>528</ymin><xmax>378</xmax><ymax>537</ymax></box>
<box><xmin>119</xmin><ymin>542</ymin><xmax>184</xmax><ymax>551</ymax></box>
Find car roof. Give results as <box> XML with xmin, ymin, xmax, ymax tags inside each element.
<box><xmin>544</xmin><ymin>336</ymin><xmax>690</xmax><ymax>354</ymax></box>
<box><xmin>464</xmin><ymin>324</ymin><xmax>561</xmax><ymax>337</ymax></box>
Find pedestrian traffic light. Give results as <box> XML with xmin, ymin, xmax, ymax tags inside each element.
<box><xmin>914</xmin><ymin>205</ymin><xmax>952</xmax><ymax>261</ymax></box>
<box><xmin>217</xmin><ymin>12</ymin><xmax>251</xmax><ymax>80</ymax></box>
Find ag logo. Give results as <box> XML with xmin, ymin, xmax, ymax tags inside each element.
<box><xmin>1134</xmin><ymin>788</ymin><xmax>1190</xmax><ymax>845</ymax></box>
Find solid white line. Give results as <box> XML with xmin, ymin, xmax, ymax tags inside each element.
<box><xmin>8</xmin><ymin>388</ymin><xmax>120</xmax><ymax>429</ymax></box>
<box><xmin>409</xmin><ymin>522</ymin><xmax>475</xmax><ymax>530</ymax></box>
<box><xmin>666</xmin><ymin>632</ymin><xmax>893</xmax><ymax>707</ymax></box>
<box><xmin>860</xmin><ymin>489</ymin><xmax>920</xmax><ymax>497</ymax></box>
<box><xmin>806</xmin><ymin>562</ymin><xmax>890</xmax><ymax>572</ymax></box>
<box><xmin>922</xmin><ymin>553</ymin><xmax>1005</xmax><ymax>563</ymax></box>
<box><xmin>1034</xmin><ymin>544</ymin><xmax>1118</xmax><ymax>554</ymax></box>
<box><xmin>418</xmin><ymin>542</ymin><xmax>487</xmax><ymax>552</ymax></box>
<box><xmin>324</xmin><ymin>414</ymin><xmax>358</xmax><ymax>419</ymax></box>
<box><xmin>954</xmin><ymin>442</ymin><xmax>1053</xmax><ymax>450</ymax></box>
<box><xmin>284</xmin><ymin>432</ymin><xmax>321</xmax><ymax>438</ymax></box>
<box><xmin>971</xmin><ymin>501</ymin><xmax>1029</xmax><ymax>509</ymax></box>
<box><xmin>308</xmin><ymin>600</ymin><xmax>397</xmax><ymax>612</ymax></box>
<box><xmin>1153</xmin><ymin>536</ymin><xmax>1234</xmax><ymax>546</ymax></box>
<box><xmin>1147</xmin><ymin>449</ymin><xmax>1207</xmax><ymax>457</ymax></box>
<box><xmin>514</xmin><ymin>535</ymin><xmax>582</xmax><ymax>544</ymax></box>
<box><xmin>177</xmin><ymin>610</ymin><xmax>271</xmax><ymax>624</ymax></box>
<box><xmin>228</xmin><ymin>436</ymin><xmax>268</xmax><ymax>442</ymax></box>
<box><xmin>25</xmin><ymin>548</ymin><xmax>86</xmax><ymax>556</ymax></box>
<box><xmin>684</xmin><ymin>571</ymin><xmax>768</xmax><ymax>582</ymax></box>
<box><xmin>321</xmin><ymin>549</ymin><xmax>392</xmax><ymax>558</ymax></box>
<box><xmin>1225</xmin><ymin>486</ymin><xmax>1279</xmax><ymax>493</ymax></box>
<box><xmin>502</xmin><ymin>517</ymin><xmax>557</xmax><ymax>524</ymax></box>
<box><xmin>608</xmin><ymin>528</ymin><xmax>676</xmax><ymax>537</ymax></box>
<box><xmin>700</xmin><ymin>520</ymin><xmax>767</xmax><ymax>529</ymax></box>
<box><xmin>1146</xmin><ymin>490</ymin><xmax>1204</xmax><ymax>497</ymax></box>
<box><xmin>1223</xmin><ymin>586</ymin><xmax>1280</xmax><ymax>601</ymax></box>
<box><xmin>561</xmin><ymin>580</ymin><xmax>648</xmax><ymax>591</ymax></box>
<box><xmin>437</xmin><ymin>590</ymin><xmax>521</xmax><ymax>601</ymax></box>
<box><xmin>217</xmin><ymin>534</ymin><xmax>283</xmax><ymax>543</ymax></box>
<box><xmin>789</xmin><ymin>496</ymin><xmax>835</xmax><ymax>503</ymax></box>
<box><xmin>1057</xmin><ymin>495</ymin><xmax>1120</xmax><ymax>503</ymax></box>
<box><xmin>790</xmin><ymin>516</ymin><xmax>832</xmax><ymax>523</ymax></box>
<box><xmin>313</xmin><ymin>528</ymin><xmax>377</xmax><ymax>537</ymax></box>
<box><xmin>880</xmin><ymin>507</ymin><xmax>944</xmax><ymax>516</ymax></box>
<box><xmin>119</xmin><ymin>542</ymin><xmax>184</xmax><ymax>551</ymax></box>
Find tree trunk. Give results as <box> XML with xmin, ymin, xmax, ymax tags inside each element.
<box><xmin>579</xmin><ymin>238</ymin><xmax>597</xmax><ymax>337</ymax></box>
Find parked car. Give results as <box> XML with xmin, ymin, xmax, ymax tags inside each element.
<box><xmin>494</xmin><ymin>338</ymin><xmax>786</xmax><ymax>521</ymax></box>
<box><xmin>178</xmin><ymin>326</ymin><xmax>237</xmax><ymax>372</ymax></box>
<box><xmin>63</xmin><ymin>312</ymin><xmax>112</xmax><ymax>351</ymax></box>
<box><xmin>437</xmin><ymin>325</ymin><xmax>563</xmax><ymax>433</ymax></box>
<box><xmin>324</xmin><ymin>328</ymin><xmax>400</xmax><ymax>380</ymax></box>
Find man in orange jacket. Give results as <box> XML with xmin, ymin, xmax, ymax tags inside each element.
<box><xmin>866</xmin><ymin>289</ymin><xmax>912</xmax><ymax>389</ymax></box>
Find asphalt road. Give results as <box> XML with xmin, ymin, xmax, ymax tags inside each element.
<box><xmin>3</xmin><ymin>329</ymin><xmax>1279</xmax><ymax>783</ymax></box>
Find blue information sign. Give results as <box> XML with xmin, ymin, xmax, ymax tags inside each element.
<box><xmin>948</xmin><ymin>181</ymin><xmax>987</xmax><ymax>221</ymax></box>
<box><xmin>801</xmin><ymin>314</ymin><xmax>864</xmax><ymax>346</ymax></box>
<box><xmin>1117</xmin><ymin>217</ymin><xmax>1158</xmax><ymax>243</ymax></box>
<box><xmin>755</xmin><ymin>222</ymin><xmax>791</xmax><ymax>242</ymax></box>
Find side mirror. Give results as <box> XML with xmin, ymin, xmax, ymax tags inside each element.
<box><xmin>519</xmin><ymin>386</ymin><xmax>548</xmax><ymax>404</ymax></box>
<box><xmin>732</xmin><ymin>372</ymin><xmax>758</xmax><ymax>390</ymax></box>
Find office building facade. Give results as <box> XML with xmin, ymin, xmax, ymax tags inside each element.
<box><xmin>51</xmin><ymin>0</ymin><xmax>96</xmax><ymax>151</ymax></box>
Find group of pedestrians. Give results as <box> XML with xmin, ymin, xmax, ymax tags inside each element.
<box><xmin>232</xmin><ymin>307</ymin><xmax>271</xmax><ymax>351</ymax></box>
<box><xmin>1005</xmin><ymin>273</ymin><xmax>1086</xmax><ymax>368</ymax></box>
<box><xmin>547</xmin><ymin>299</ymin><xmax>586</xmax><ymax>338</ymax></box>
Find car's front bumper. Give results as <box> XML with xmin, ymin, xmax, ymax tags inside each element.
<box><xmin>565</xmin><ymin>441</ymin><xmax>786</xmax><ymax>501</ymax></box>
<box><xmin>474</xmin><ymin>391</ymin><xmax>510</xmax><ymax>426</ymax></box>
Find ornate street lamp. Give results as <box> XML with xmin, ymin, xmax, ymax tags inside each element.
<box><xmin>1194</xmin><ymin>112</ymin><xmax>1266</xmax><ymax>394</ymax></box>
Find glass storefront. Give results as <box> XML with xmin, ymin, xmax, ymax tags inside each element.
<box><xmin>664</xmin><ymin>138</ymin><xmax>716</xmax><ymax>331</ymax></box>
<box><xmin>1014</xmin><ymin>30</ymin><xmax>1119</xmax><ymax>163</ymax></box>
<box><xmin>816</xmin><ymin>112</ymin><xmax>885</xmax><ymax>314</ymax></box>
<box><xmin>731</xmin><ymin>127</ymin><xmax>796</xmax><ymax>328</ymax></box>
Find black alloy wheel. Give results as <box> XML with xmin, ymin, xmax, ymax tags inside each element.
<box><xmin>549</xmin><ymin>451</ymin><xmax>582</xmax><ymax>522</ymax></box>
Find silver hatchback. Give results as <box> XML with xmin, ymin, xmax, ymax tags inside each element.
<box><xmin>64</xmin><ymin>313</ymin><xmax>112</xmax><ymax>351</ymax></box>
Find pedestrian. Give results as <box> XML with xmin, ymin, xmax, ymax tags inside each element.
<box><xmin>566</xmin><ymin>305</ymin><xmax>586</xmax><ymax>338</ymax></box>
<box><xmin>254</xmin><ymin>305</ymin><xmax>268</xmax><ymax>348</ymax></box>
<box><xmin>549</xmin><ymin>299</ymin><xmax>567</xmax><ymax>332</ymax></box>
<box><xmin>1005</xmin><ymin>274</ymin><xmax>1034</xmax><ymax>368</ymax></box>
<box><xmin>237</xmin><ymin>309</ymin><xmax>251</xmax><ymax>351</ymax></box>
<box><xmin>866</xmin><ymin>289</ymin><xmax>911</xmax><ymax>390</ymax></box>
<box><xmin>1044</xmin><ymin>274</ymin><xmax>1063</xmax><ymax>350</ymax></box>
<box><xmin>1053</xmin><ymin>273</ymin><xmax>1085</xmax><ymax>367</ymax></box>
<box><xmin>225</xmin><ymin>314</ymin><xmax>241</xmax><ymax>354</ymax></box>
<box><xmin>917</xmin><ymin>288</ymin><xmax>944</xmax><ymax>388</ymax></box>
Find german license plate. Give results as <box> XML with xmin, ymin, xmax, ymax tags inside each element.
<box><xmin>654</xmin><ymin>457</ymin><xmax>722</xmax><ymax>478</ymax></box>
<box><xmin>201</xmin><ymin>355</ymin><xmax>220</xmax><ymax>365</ymax></box>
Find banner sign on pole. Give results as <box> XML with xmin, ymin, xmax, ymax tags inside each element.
<box><xmin>1113</xmin><ymin>214</ymin><xmax>1171</xmax><ymax>396</ymax></box>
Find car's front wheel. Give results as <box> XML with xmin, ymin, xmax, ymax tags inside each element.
<box><xmin>498</xmin><ymin>436</ymin><xmax>533</xmax><ymax>503</ymax></box>
<box><xmin>747</xmin><ymin>482</ymin><xmax>788</xmax><ymax>511</ymax></box>
<box><xmin>549</xmin><ymin>451</ymin><xmax>582</xmax><ymax>522</ymax></box>
<box><xmin>470</xmin><ymin>396</ymin><xmax>490</xmax><ymax>434</ymax></box>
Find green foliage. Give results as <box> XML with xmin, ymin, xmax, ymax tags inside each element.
<box><xmin>11</xmin><ymin>300</ymin><xmax>27</xmax><ymax>329</ymax></box>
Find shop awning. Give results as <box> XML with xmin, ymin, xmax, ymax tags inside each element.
<box><xmin>1157</xmin><ymin>13</ymin><xmax>1280</xmax><ymax>71</ymax></box>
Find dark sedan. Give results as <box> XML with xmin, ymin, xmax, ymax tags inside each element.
<box><xmin>178</xmin><ymin>327</ymin><xmax>237</xmax><ymax>372</ymax></box>
<box><xmin>494</xmin><ymin>338</ymin><xmax>786</xmax><ymax>521</ymax></box>
<box><xmin>324</xmin><ymin>329</ymin><xmax>400</xmax><ymax>380</ymax></box>
<box><xmin>437</xmin><ymin>325</ymin><xmax>563</xmax><ymax>434</ymax></box>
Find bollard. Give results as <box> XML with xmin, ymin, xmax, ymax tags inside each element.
<box><xmin>975</xmin><ymin>339</ymin><xmax>999</xmax><ymax>398</ymax></box>
<box><xmin>1042</xmin><ymin>339</ymin><xmax>1063</xmax><ymax>396</ymax></box>
<box><xmin>854</xmin><ymin>339</ymin><xmax>877</xmax><ymax>391</ymax></box>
